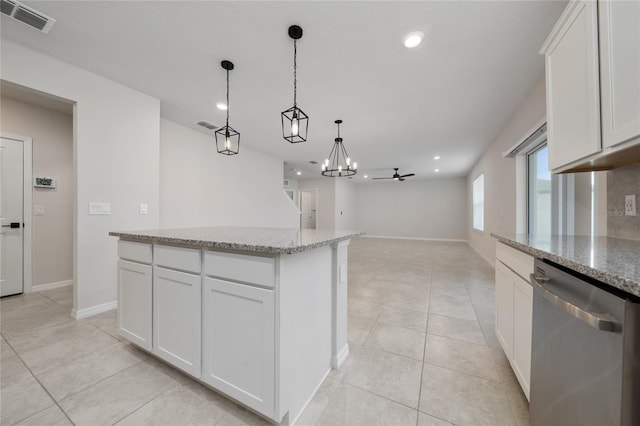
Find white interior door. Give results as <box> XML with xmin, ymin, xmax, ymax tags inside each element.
<box><xmin>300</xmin><ymin>190</ymin><xmax>317</xmax><ymax>229</ymax></box>
<box><xmin>0</xmin><ymin>137</ymin><xmax>25</xmax><ymax>297</ymax></box>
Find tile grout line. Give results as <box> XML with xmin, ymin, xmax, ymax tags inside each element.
<box><xmin>2</xmin><ymin>336</ymin><xmax>76</xmax><ymax>426</ymax></box>
<box><xmin>415</xmin><ymin>257</ymin><xmax>434</xmax><ymax>426</ymax></box>
<box><xmin>110</xmin><ymin>382</ymin><xmax>182</xmax><ymax>425</ymax></box>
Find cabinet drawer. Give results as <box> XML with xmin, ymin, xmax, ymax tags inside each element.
<box><xmin>118</xmin><ymin>240</ymin><xmax>152</xmax><ymax>264</ymax></box>
<box><xmin>204</xmin><ymin>251</ymin><xmax>275</xmax><ymax>288</ymax></box>
<box><xmin>496</xmin><ymin>242</ymin><xmax>534</xmax><ymax>283</ymax></box>
<box><xmin>155</xmin><ymin>245</ymin><xmax>201</xmax><ymax>273</ymax></box>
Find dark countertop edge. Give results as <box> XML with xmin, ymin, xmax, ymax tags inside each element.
<box><xmin>491</xmin><ymin>233</ymin><xmax>640</xmax><ymax>296</ymax></box>
<box><xmin>109</xmin><ymin>231</ymin><xmax>364</xmax><ymax>255</ymax></box>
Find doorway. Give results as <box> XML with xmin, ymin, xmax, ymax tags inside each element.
<box><xmin>299</xmin><ymin>189</ymin><xmax>317</xmax><ymax>229</ymax></box>
<box><xmin>0</xmin><ymin>135</ymin><xmax>33</xmax><ymax>297</ymax></box>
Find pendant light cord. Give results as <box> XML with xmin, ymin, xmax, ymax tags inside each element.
<box><xmin>226</xmin><ymin>68</ymin><xmax>230</xmax><ymax>127</ymax></box>
<box><xmin>293</xmin><ymin>39</ymin><xmax>297</xmax><ymax>107</ymax></box>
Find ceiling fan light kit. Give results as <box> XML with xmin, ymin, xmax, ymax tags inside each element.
<box><xmin>214</xmin><ymin>60</ymin><xmax>240</xmax><ymax>155</ymax></box>
<box><xmin>281</xmin><ymin>25</ymin><xmax>309</xmax><ymax>144</ymax></box>
<box><xmin>321</xmin><ymin>120</ymin><xmax>358</xmax><ymax>177</ymax></box>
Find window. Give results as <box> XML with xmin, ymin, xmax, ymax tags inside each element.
<box><xmin>527</xmin><ymin>144</ymin><xmax>551</xmax><ymax>236</ymax></box>
<box><xmin>473</xmin><ymin>174</ymin><xmax>484</xmax><ymax>231</ymax></box>
<box><xmin>512</xmin><ymin>124</ymin><xmax>600</xmax><ymax>237</ymax></box>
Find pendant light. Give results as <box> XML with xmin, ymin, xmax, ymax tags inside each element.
<box><xmin>321</xmin><ymin>120</ymin><xmax>358</xmax><ymax>177</ymax></box>
<box><xmin>215</xmin><ymin>60</ymin><xmax>240</xmax><ymax>155</ymax></box>
<box><xmin>281</xmin><ymin>25</ymin><xmax>309</xmax><ymax>144</ymax></box>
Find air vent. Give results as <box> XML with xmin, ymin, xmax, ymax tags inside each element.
<box><xmin>309</xmin><ymin>160</ymin><xmax>318</xmax><ymax>165</ymax></box>
<box><xmin>196</xmin><ymin>120</ymin><xmax>218</xmax><ymax>130</ymax></box>
<box><xmin>1</xmin><ymin>1</ymin><xmax>56</xmax><ymax>33</ymax></box>
<box><xmin>1</xmin><ymin>0</ymin><xmax>16</xmax><ymax>16</ymax></box>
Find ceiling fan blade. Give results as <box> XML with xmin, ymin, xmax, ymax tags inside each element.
<box><xmin>399</xmin><ymin>173</ymin><xmax>415</xmax><ymax>178</ymax></box>
<box><xmin>399</xmin><ymin>178</ymin><xmax>405</xmax><ymax>181</ymax></box>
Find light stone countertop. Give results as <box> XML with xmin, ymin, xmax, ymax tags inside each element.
<box><xmin>110</xmin><ymin>226</ymin><xmax>364</xmax><ymax>254</ymax></box>
<box><xmin>492</xmin><ymin>233</ymin><xmax>640</xmax><ymax>297</ymax></box>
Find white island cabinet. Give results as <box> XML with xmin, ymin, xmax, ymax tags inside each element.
<box><xmin>112</xmin><ymin>227</ymin><xmax>361</xmax><ymax>425</ymax></box>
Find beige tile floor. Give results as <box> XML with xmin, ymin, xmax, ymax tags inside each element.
<box><xmin>0</xmin><ymin>238</ymin><xmax>528</xmax><ymax>425</ymax></box>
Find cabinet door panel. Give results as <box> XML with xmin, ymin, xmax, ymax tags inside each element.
<box><xmin>600</xmin><ymin>0</ymin><xmax>640</xmax><ymax>148</ymax></box>
<box><xmin>545</xmin><ymin>0</ymin><xmax>601</xmax><ymax>170</ymax></box>
<box><xmin>513</xmin><ymin>276</ymin><xmax>533</xmax><ymax>401</ymax></box>
<box><xmin>202</xmin><ymin>277</ymin><xmax>274</xmax><ymax>418</ymax></box>
<box><xmin>118</xmin><ymin>260</ymin><xmax>152</xmax><ymax>350</ymax></box>
<box><xmin>153</xmin><ymin>267</ymin><xmax>201</xmax><ymax>377</ymax></box>
<box><xmin>495</xmin><ymin>261</ymin><xmax>514</xmax><ymax>359</ymax></box>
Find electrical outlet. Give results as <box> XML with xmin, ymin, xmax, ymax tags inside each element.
<box><xmin>89</xmin><ymin>202</ymin><xmax>111</xmax><ymax>215</ymax></box>
<box><xmin>139</xmin><ymin>203</ymin><xmax>148</xmax><ymax>215</ymax></box>
<box><xmin>625</xmin><ymin>195</ymin><xmax>637</xmax><ymax>216</ymax></box>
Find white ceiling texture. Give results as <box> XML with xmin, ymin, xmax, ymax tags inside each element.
<box><xmin>1</xmin><ymin>1</ymin><xmax>566</xmax><ymax>181</ymax></box>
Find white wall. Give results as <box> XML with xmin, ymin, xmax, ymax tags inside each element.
<box><xmin>355</xmin><ymin>178</ymin><xmax>467</xmax><ymax>240</ymax></box>
<box><xmin>467</xmin><ymin>79</ymin><xmax>546</xmax><ymax>263</ymax></box>
<box><xmin>335</xmin><ymin>179</ymin><xmax>357</xmax><ymax>230</ymax></box>
<box><xmin>1</xmin><ymin>96</ymin><xmax>73</xmax><ymax>287</ymax></box>
<box><xmin>298</xmin><ymin>179</ymin><xmax>335</xmax><ymax>231</ymax></box>
<box><xmin>160</xmin><ymin>119</ymin><xmax>298</xmax><ymax>229</ymax></box>
<box><xmin>1</xmin><ymin>40</ymin><xmax>160</xmax><ymax>314</ymax></box>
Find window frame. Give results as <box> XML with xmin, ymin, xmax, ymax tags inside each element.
<box><xmin>472</xmin><ymin>174</ymin><xmax>485</xmax><ymax>232</ymax></box>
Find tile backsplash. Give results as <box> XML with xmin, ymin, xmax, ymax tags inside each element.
<box><xmin>608</xmin><ymin>163</ymin><xmax>640</xmax><ymax>240</ymax></box>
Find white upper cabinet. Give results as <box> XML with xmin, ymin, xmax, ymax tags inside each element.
<box><xmin>599</xmin><ymin>0</ymin><xmax>640</xmax><ymax>149</ymax></box>
<box><xmin>541</xmin><ymin>0</ymin><xmax>640</xmax><ymax>172</ymax></box>
<box><xmin>542</xmin><ymin>0</ymin><xmax>601</xmax><ymax>171</ymax></box>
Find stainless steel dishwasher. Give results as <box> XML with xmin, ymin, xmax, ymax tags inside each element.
<box><xmin>530</xmin><ymin>259</ymin><xmax>640</xmax><ymax>426</ymax></box>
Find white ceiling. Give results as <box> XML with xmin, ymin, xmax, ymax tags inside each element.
<box><xmin>1</xmin><ymin>1</ymin><xmax>566</xmax><ymax>181</ymax></box>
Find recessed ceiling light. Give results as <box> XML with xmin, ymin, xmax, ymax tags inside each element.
<box><xmin>435</xmin><ymin>169</ymin><xmax>440</xmax><ymax>172</ymax></box>
<box><xmin>216</xmin><ymin>103</ymin><xmax>227</xmax><ymax>110</ymax></box>
<box><xmin>403</xmin><ymin>31</ymin><xmax>424</xmax><ymax>48</ymax></box>
<box><xmin>364</xmin><ymin>175</ymin><xmax>368</xmax><ymax>178</ymax></box>
<box><xmin>434</xmin><ymin>156</ymin><xmax>440</xmax><ymax>160</ymax></box>
<box><xmin>296</xmin><ymin>171</ymin><xmax>301</xmax><ymax>175</ymax></box>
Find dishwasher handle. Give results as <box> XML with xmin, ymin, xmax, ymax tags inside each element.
<box><xmin>530</xmin><ymin>274</ymin><xmax>618</xmax><ymax>332</ymax></box>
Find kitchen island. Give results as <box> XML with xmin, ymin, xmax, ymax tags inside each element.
<box><xmin>109</xmin><ymin>227</ymin><xmax>363</xmax><ymax>425</ymax></box>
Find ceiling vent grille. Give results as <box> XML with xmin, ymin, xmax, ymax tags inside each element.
<box><xmin>1</xmin><ymin>0</ymin><xmax>56</xmax><ymax>33</ymax></box>
<box><xmin>196</xmin><ymin>120</ymin><xmax>218</xmax><ymax>130</ymax></box>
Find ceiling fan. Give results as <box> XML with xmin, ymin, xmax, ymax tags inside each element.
<box><xmin>372</xmin><ymin>168</ymin><xmax>415</xmax><ymax>181</ymax></box>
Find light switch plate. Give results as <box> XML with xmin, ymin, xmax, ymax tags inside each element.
<box><xmin>625</xmin><ymin>195</ymin><xmax>637</xmax><ymax>216</ymax></box>
<box><xmin>139</xmin><ymin>203</ymin><xmax>148</xmax><ymax>215</ymax></box>
<box><xmin>34</xmin><ymin>205</ymin><xmax>45</xmax><ymax>215</ymax></box>
<box><xmin>89</xmin><ymin>202</ymin><xmax>111</xmax><ymax>215</ymax></box>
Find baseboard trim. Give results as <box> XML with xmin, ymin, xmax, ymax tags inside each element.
<box><xmin>362</xmin><ymin>234</ymin><xmax>468</xmax><ymax>243</ymax></box>
<box><xmin>467</xmin><ymin>240</ymin><xmax>494</xmax><ymax>267</ymax></box>
<box><xmin>31</xmin><ymin>280</ymin><xmax>73</xmax><ymax>292</ymax></box>
<box><xmin>332</xmin><ymin>344</ymin><xmax>350</xmax><ymax>369</ymax></box>
<box><xmin>72</xmin><ymin>300</ymin><xmax>117</xmax><ymax>320</ymax></box>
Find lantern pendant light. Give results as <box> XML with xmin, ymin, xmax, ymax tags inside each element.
<box><xmin>215</xmin><ymin>60</ymin><xmax>240</xmax><ymax>155</ymax></box>
<box><xmin>321</xmin><ymin>120</ymin><xmax>358</xmax><ymax>177</ymax></box>
<box><xmin>281</xmin><ymin>25</ymin><xmax>309</xmax><ymax>144</ymax></box>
